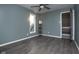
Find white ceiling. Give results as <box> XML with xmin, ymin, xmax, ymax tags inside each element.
<box><xmin>19</xmin><ymin>4</ymin><xmax>73</xmax><ymax>14</ymax></box>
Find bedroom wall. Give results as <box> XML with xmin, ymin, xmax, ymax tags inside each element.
<box><xmin>40</xmin><ymin>7</ymin><xmax>74</xmax><ymax>37</ymax></box>
<box><xmin>75</xmin><ymin>4</ymin><xmax>79</xmax><ymax>47</ymax></box>
<box><xmin>0</xmin><ymin>4</ymin><xmax>38</xmax><ymax>44</ymax></box>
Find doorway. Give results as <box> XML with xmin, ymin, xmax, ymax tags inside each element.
<box><xmin>60</xmin><ymin>10</ymin><xmax>75</xmax><ymax>40</ymax></box>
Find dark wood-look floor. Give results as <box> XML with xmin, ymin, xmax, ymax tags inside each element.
<box><xmin>2</xmin><ymin>36</ymin><xmax>79</xmax><ymax>54</ymax></box>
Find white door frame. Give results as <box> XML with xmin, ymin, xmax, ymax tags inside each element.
<box><xmin>60</xmin><ymin>10</ymin><xmax>75</xmax><ymax>40</ymax></box>
<box><xmin>72</xmin><ymin>9</ymin><xmax>75</xmax><ymax>40</ymax></box>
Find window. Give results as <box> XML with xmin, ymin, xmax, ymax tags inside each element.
<box><xmin>29</xmin><ymin>13</ymin><xmax>36</xmax><ymax>34</ymax></box>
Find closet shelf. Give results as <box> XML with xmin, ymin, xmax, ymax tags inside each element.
<box><xmin>62</xmin><ymin>33</ymin><xmax>70</xmax><ymax>36</ymax></box>
<box><xmin>62</xmin><ymin>33</ymin><xmax>70</xmax><ymax>39</ymax></box>
<box><xmin>62</xmin><ymin>27</ymin><xmax>71</xmax><ymax>29</ymax></box>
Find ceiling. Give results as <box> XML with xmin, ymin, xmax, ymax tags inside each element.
<box><xmin>19</xmin><ymin>4</ymin><xmax>73</xmax><ymax>14</ymax></box>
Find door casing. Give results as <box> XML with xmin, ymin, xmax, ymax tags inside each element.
<box><xmin>60</xmin><ymin>10</ymin><xmax>75</xmax><ymax>40</ymax></box>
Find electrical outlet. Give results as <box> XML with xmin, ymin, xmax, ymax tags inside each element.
<box><xmin>27</xmin><ymin>34</ymin><xmax>29</xmax><ymax>36</ymax></box>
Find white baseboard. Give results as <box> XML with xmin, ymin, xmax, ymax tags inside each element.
<box><xmin>41</xmin><ymin>34</ymin><xmax>61</xmax><ymax>38</ymax></box>
<box><xmin>74</xmin><ymin>40</ymin><xmax>79</xmax><ymax>51</ymax></box>
<box><xmin>0</xmin><ymin>35</ymin><xmax>38</xmax><ymax>47</ymax></box>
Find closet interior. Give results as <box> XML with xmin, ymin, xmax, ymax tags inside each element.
<box><xmin>62</xmin><ymin>12</ymin><xmax>71</xmax><ymax>39</ymax></box>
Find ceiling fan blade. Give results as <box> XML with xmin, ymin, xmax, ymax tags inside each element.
<box><xmin>45</xmin><ymin>6</ymin><xmax>50</xmax><ymax>9</ymax></box>
<box><xmin>39</xmin><ymin>8</ymin><xmax>41</xmax><ymax>11</ymax></box>
<box><xmin>31</xmin><ymin>6</ymin><xmax>39</xmax><ymax>7</ymax></box>
<box><xmin>44</xmin><ymin>4</ymin><xmax>49</xmax><ymax>5</ymax></box>
<box><xmin>40</xmin><ymin>4</ymin><xmax>48</xmax><ymax>6</ymax></box>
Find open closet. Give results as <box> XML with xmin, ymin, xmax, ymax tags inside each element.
<box><xmin>62</xmin><ymin>11</ymin><xmax>71</xmax><ymax>39</ymax></box>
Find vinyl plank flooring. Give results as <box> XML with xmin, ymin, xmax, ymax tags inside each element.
<box><xmin>1</xmin><ymin>36</ymin><xmax>79</xmax><ymax>54</ymax></box>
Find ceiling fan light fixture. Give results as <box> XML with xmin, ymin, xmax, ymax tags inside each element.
<box><xmin>31</xmin><ymin>4</ymin><xmax>50</xmax><ymax>11</ymax></box>
<box><xmin>40</xmin><ymin>5</ymin><xmax>44</xmax><ymax>8</ymax></box>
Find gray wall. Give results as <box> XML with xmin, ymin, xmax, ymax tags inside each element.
<box><xmin>0</xmin><ymin>5</ymin><xmax>38</xmax><ymax>44</ymax></box>
<box><xmin>0</xmin><ymin>4</ymin><xmax>75</xmax><ymax>45</ymax></box>
<box><xmin>75</xmin><ymin>5</ymin><xmax>79</xmax><ymax>46</ymax></box>
<box><xmin>40</xmin><ymin>7</ymin><xmax>73</xmax><ymax>37</ymax></box>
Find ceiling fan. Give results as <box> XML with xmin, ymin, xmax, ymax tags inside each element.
<box><xmin>31</xmin><ymin>4</ymin><xmax>50</xmax><ymax>11</ymax></box>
